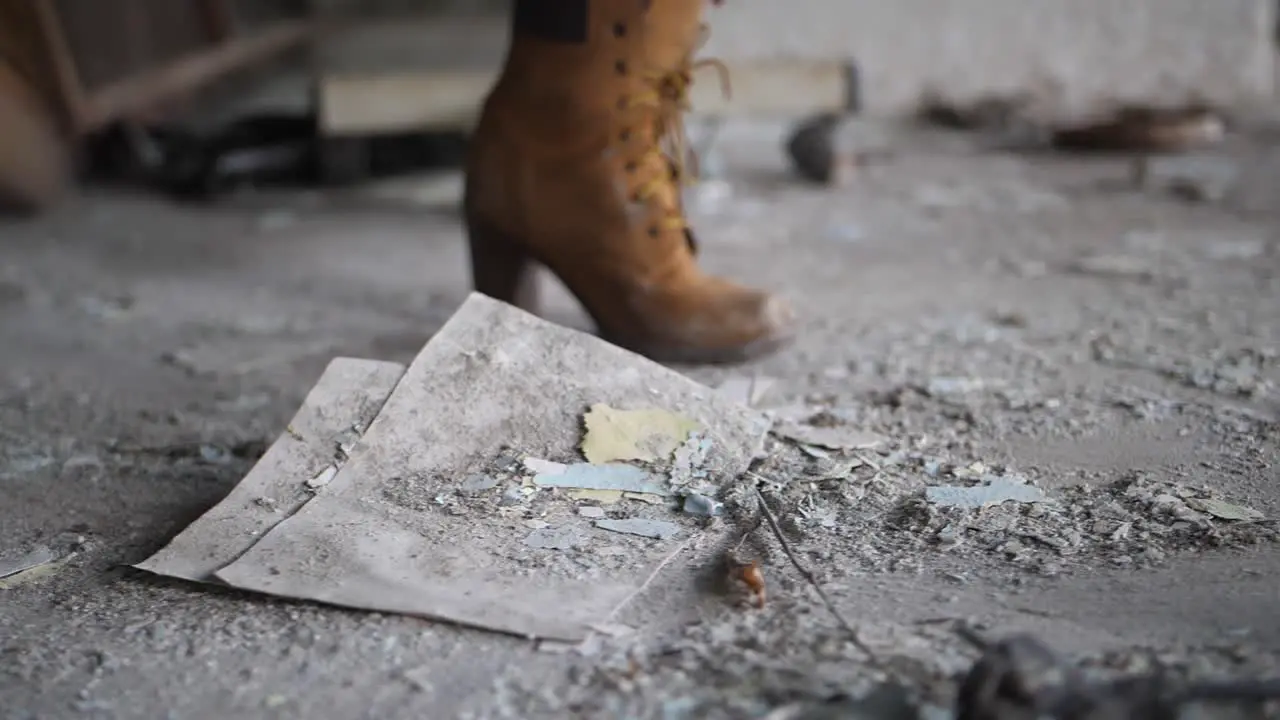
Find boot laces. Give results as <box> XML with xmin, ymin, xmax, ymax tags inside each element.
<box><xmin>624</xmin><ymin>25</ymin><xmax>730</xmax><ymax>234</ymax></box>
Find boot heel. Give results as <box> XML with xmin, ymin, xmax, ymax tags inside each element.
<box><xmin>467</xmin><ymin>222</ymin><xmax>541</xmax><ymax>314</ymax></box>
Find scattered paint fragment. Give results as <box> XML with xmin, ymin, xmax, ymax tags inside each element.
<box><xmin>522</xmin><ymin>457</ymin><xmax>566</xmax><ymax>476</ymax></box>
<box><xmin>773</xmin><ymin>422</ymin><xmax>888</xmax><ymax>451</ymax></box>
<box><xmin>524</xmin><ymin>527</ymin><xmax>588</xmax><ymax>550</ymax></box>
<box><xmin>594</xmin><ymin>518</ymin><xmax>682</xmax><ymax>540</ymax></box>
<box><xmin>0</xmin><ymin>546</ymin><xmax>68</xmax><ymax>588</ymax></box>
<box><xmin>1185</xmin><ymin>498</ymin><xmax>1264</xmax><ymax>522</ymax></box>
<box><xmin>199</xmin><ymin>444</ymin><xmax>231</xmax><ymax>464</ymax></box>
<box><xmin>668</xmin><ymin>432</ymin><xmax>713</xmax><ymax>486</ymax></box>
<box><xmin>0</xmin><ymin>546</ymin><xmax>58</xmax><ymax>579</ymax></box>
<box><xmin>578</xmin><ymin>506</ymin><xmax>607</xmax><ymax>519</ymax></box>
<box><xmin>529</xmin><ymin>460</ymin><xmax>668</xmax><ymax>496</ymax></box>
<box><xmin>926</xmin><ymin>476</ymin><xmax>1046</xmax><ymax>509</ymax></box>
<box><xmin>568</xmin><ymin>489</ymin><xmax>624</xmax><ymax>504</ymax></box>
<box><xmin>458</xmin><ymin>473</ymin><xmax>499</xmax><ymax>494</ymax></box>
<box><xmin>797</xmin><ymin>444</ymin><xmax>830</xmax><ymax>460</ymax></box>
<box><xmin>622</xmin><ymin>492</ymin><xmax>667</xmax><ymax>506</ymax></box>
<box><xmin>580</xmin><ymin>404</ymin><xmax>701</xmax><ymax>464</ymax></box>
<box><xmin>925</xmin><ymin>376</ymin><xmax>990</xmax><ymax>396</ymax></box>
<box><xmin>306</xmin><ymin>465</ymin><xmax>337</xmax><ymax>489</ymax></box>
<box><xmin>1066</xmin><ymin>254</ymin><xmax>1153</xmax><ymax>281</ymax></box>
<box><xmin>683</xmin><ymin>493</ymin><xmax>723</xmax><ymax>517</ymax></box>
<box><xmin>500</xmin><ymin>485</ymin><xmax>527</xmax><ymax>506</ymax></box>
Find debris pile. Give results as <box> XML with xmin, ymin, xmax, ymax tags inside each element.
<box><xmin>896</xmin><ymin>468</ymin><xmax>1274</xmax><ymax>573</ymax></box>
<box><xmin>495</xmin><ymin>611</ymin><xmax>1280</xmax><ymax>720</ymax></box>
<box><xmin>136</xmin><ymin>293</ymin><xmax>769</xmax><ymax>641</ymax></box>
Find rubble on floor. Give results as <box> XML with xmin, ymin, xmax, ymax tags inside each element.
<box><xmin>136</xmin><ymin>293</ymin><xmax>770</xmax><ymax>641</ymax></box>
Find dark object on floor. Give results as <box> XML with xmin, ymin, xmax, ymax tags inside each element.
<box><xmin>1049</xmin><ymin>104</ymin><xmax>1226</xmax><ymax>154</ymax></box>
<box><xmin>83</xmin><ymin>112</ymin><xmax>469</xmax><ymax>201</ymax></box>
<box><xmin>785</xmin><ymin>112</ymin><xmax>852</xmax><ymax>186</ymax></box>
<box><xmin>84</xmin><ymin>113</ymin><xmax>318</xmax><ymax>199</ymax></box>
<box><xmin>954</xmin><ymin>630</ymin><xmax>1280</xmax><ymax>720</ymax></box>
<box><xmin>916</xmin><ymin>92</ymin><xmax>1034</xmax><ymax>133</ymax></box>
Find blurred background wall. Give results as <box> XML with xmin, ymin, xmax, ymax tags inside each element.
<box><xmin>307</xmin><ymin>0</ymin><xmax>1274</xmax><ymax>114</ymax></box>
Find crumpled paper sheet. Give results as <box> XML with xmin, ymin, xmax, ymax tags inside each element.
<box><xmin>135</xmin><ymin>357</ymin><xmax>406</xmax><ymax>582</ymax></box>
<box><xmin>210</xmin><ymin>293</ymin><xmax>769</xmax><ymax>641</ymax></box>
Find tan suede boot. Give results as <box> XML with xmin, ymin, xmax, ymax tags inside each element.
<box><xmin>464</xmin><ymin>0</ymin><xmax>794</xmax><ymax>364</ymax></box>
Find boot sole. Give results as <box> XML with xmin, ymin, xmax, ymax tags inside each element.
<box><xmin>466</xmin><ymin>217</ymin><xmax>793</xmax><ymax>365</ymax></box>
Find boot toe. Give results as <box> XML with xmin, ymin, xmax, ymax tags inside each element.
<box><xmin>719</xmin><ymin>289</ymin><xmax>796</xmax><ymax>362</ymax></box>
<box><xmin>623</xmin><ymin>282</ymin><xmax>796</xmax><ymax>365</ymax></box>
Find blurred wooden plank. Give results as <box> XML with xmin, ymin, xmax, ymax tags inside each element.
<box><xmin>314</xmin><ymin>16</ymin><xmax>506</xmax><ymax>74</ymax></box>
<box><xmin>79</xmin><ymin>19</ymin><xmax>317</xmax><ymax>132</ymax></box>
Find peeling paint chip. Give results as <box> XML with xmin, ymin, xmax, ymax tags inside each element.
<box><xmin>0</xmin><ymin>546</ymin><xmax>59</xmax><ymax>579</ymax></box>
<box><xmin>580</xmin><ymin>404</ymin><xmax>701</xmax><ymax>464</ymax></box>
<box><xmin>528</xmin><ymin>459</ymin><xmax>669</xmax><ymax>496</ymax></box>
<box><xmin>1185</xmin><ymin>497</ymin><xmax>1263</xmax><ymax>522</ymax></box>
<box><xmin>926</xmin><ymin>477</ymin><xmax>1045</xmax><ymax>509</ymax></box>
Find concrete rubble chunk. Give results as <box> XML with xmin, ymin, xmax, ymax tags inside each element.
<box><xmin>192</xmin><ymin>293</ymin><xmax>768</xmax><ymax>642</ymax></box>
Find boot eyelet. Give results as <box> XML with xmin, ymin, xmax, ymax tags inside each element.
<box><xmin>647</xmin><ymin>226</ymin><xmax>660</xmax><ymax>238</ymax></box>
<box><xmin>612</xmin><ymin>23</ymin><xmax>627</xmax><ymax>38</ymax></box>
<box><xmin>615</xmin><ymin>60</ymin><xmax>627</xmax><ymax>75</ymax></box>
<box><xmin>625</xmin><ymin>161</ymin><xmax>637</xmax><ymax>172</ymax></box>
<box><xmin>619</xmin><ymin>129</ymin><xmax>631</xmax><ymax>141</ymax></box>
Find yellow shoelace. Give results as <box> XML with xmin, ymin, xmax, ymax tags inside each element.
<box><xmin>624</xmin><ymin>25</ymin><xmax>731</xmax><ymax>233</ymax></box>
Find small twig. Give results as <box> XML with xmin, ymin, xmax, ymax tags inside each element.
<box><xmin>750</xmin><ymin>478</ymin><xmax>881</xmax><ymax>666</ymax></box>
<box><xmin>609</xmin><ymin>533</ymin><xmax>696</xmax><ymax>621</ymax></box>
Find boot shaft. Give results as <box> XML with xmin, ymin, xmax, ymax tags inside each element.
<box><xmin>498</xmin><ymin>0</ymin><xmax>707</xmax><ymax>115</ymax></box>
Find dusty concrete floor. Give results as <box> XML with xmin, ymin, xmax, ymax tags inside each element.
<box><xmin>1</xmin><ymin>118</ymin><xmax>1278</xmax><ymax>719</ymax></box>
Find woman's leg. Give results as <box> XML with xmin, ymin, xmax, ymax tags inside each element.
<box><xmin>463</xmin><ymin>0</ymin><xmax>794</xmax><ymax>365</ymax></box>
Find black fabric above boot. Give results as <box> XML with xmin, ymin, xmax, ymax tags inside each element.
<box><xmin>512</xmin><ymin>0</ymin><xmax>589</xmax><ymax>43</ymax></box>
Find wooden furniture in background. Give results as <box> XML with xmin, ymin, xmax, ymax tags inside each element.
<box><xmin>31</xmin><ymin>0</ymin><xmax>319</xmax><ymax>136</ymax></box>
<box><xmin>0</xmin><ymin>0</ymin><xmax>318</xmax><ymax>211</ymax></box>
